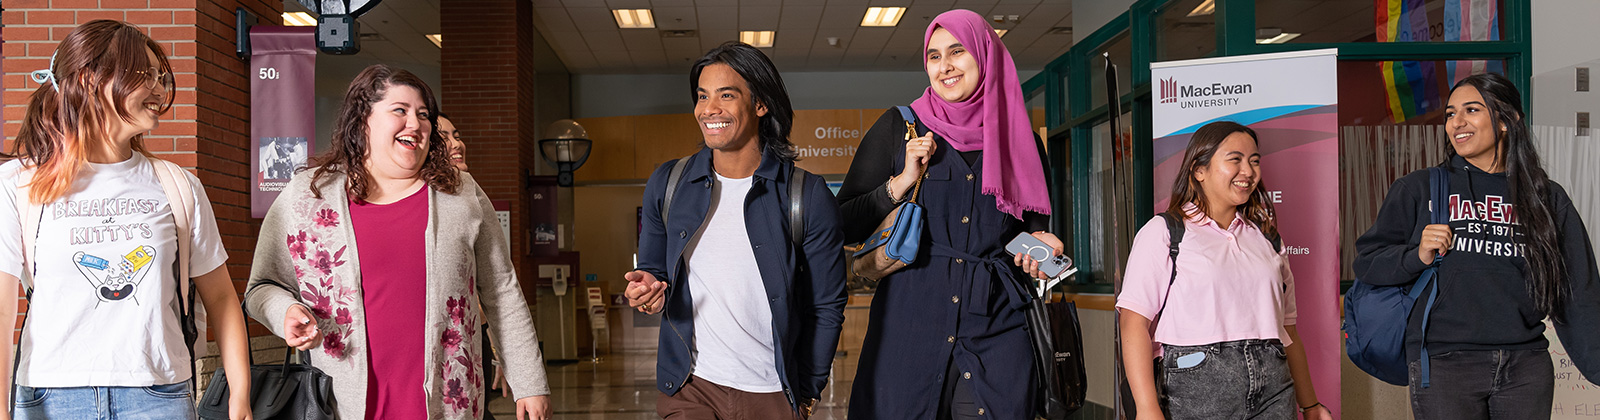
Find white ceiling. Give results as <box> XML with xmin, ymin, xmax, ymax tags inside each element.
<box><xmin>533</xmin><ymin>0</ymin><xmax>1075</xmax><ymax>74</ymax></box>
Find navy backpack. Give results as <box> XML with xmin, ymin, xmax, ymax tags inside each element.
<box><xmin>1344</xmin><ymin>166</ymin><xmax>1449</xmax><ymax>387</ymax></box>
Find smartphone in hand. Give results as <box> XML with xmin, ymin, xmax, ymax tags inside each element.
<box><xmin>1005</xmin><ymin>232</ymin><xmax>1073</xmax><ymax>279</ymax></box>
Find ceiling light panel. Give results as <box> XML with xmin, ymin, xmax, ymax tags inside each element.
<box><xmin>740</xmin><ymin>31</ymin><xmax>775</xmax><ymax>48</ymax></box>
<box><xmin>426</xmin><ymin>34</ymin><xmax>442</xmax><ymax>48</ymax></box>
<box><xmin>283</xmin><ymin>12</ymin><xmax>316</xmax><ymax>26</ymax></box>
<box><xmin>861</xmin><ymin>7</ymin><xmax>906</xmax><ymax>27</ymax></box>
<box><xmin>1188</xmin><ymin>0</ymin><xmax>1216</xmax><ymax>17</ymax></box>
<box><xmin>1256</xmin><ymin>33</ymin><xmax>1302</xmax><ymax>44</ymax></box>
<box><xmin>613</xmin><ymin>9</ymin><xmax>656</xmax><ymax>29</ymax></box>
<box><xmin>994</xmin><ymin>29</ymin><xmax>1008</xmax><ymax>38</ymax></box>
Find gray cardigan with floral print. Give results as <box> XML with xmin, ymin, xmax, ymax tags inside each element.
<box><xmin>245</xmin><ymin>170</ymin><xmax>549</xmax><ymax>419</ymax></box>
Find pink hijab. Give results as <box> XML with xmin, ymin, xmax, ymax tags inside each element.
<box><xmin>910</xmin><ymin>9</ymin><xmax>1051</xmax><ymax>219</ymax></box>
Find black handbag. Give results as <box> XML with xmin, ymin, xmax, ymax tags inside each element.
<box><xmin>1027</xmin><ymin>297</ymin><xmax>1087</xmax><ymax>420</ymax></box>
<box><xmin>197</xmin><ymin>346</ymin><xmax>335</xmax><ymax>419</ymax></box>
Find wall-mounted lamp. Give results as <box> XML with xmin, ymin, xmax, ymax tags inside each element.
<box><xmin>539</xmin><ymin>119</ymin><xmax>593</xmax><ymax>187</ymax></box>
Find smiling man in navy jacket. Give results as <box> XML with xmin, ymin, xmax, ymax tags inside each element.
<box><xmin>623</xmin><ymin>41</ymin><xmax>847</xmax><ymax>420</ymax></box>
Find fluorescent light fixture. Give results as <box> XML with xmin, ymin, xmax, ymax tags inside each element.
<box><xmin>994</xmin><ymin>29</ymin><xmax>1008</xmax><ymax>38</ymax></box>
<box><xmin>1187</xmin><ymin>0</ymin><xmax>1215</xmax><ymax>17</ymax></box>
<box><xmin>426</xmin><ymin>34</ymin><xmax>442</xmax><ymax>48</ymax></box>
<box><xmin>861</xmin><ymin>7</ymin><xmax>906</xmax><ymax>27</ymax></box>
<box><xmin>1256</xmin><ymin>32</ymin><xmax>1302</xmax><ymax>44</ymax></box>
<box><xmin>740</xmin><ymin>30</ymin><xmax>775</xmax><ymax>48</ymax></box>
<box><xmin>612</xmin><ymin>9</ymin><xmax>655</xmax><ymax>29</ymax></box>
<box><xmin>283</xmin><ymin>12</ymin><xmax>317</xmax><ymax>26</ymax></box>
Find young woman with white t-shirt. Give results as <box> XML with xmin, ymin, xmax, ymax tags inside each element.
<box><xmin>1115</xmin><ymin>121</ymin><xmax>1330</xmax><ymax>420</ymax></box>
<box><xmin>0</xmin><ymin>20</ymin><xmax>253</xmax><ymax>419</ymax></box>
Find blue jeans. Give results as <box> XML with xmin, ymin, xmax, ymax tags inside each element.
<box><xmin>1409</xmin><ymin>349</ymin><xmax>1554</xmax><ymax>420</ymax></box>
<box><xmin>1158</xmin><ymin>339</ymin><xmax>1295</xmax><ymax>420</ymax></box>
<box><xmin>13</xmin><ymin>382</ymin><xmax>196</xmax><ymax>420</ymax></box>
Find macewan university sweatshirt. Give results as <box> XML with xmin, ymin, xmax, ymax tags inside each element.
<box><xmin>1353</xmin><ymin>155</ymin><xmax>1600</xmax><ymax>384</ymax></box>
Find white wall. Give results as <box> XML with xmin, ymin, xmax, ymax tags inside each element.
<box><xmin>1530</xmin><ymin>0</ymin><xmax>1600</xmax><ymax>131</ymax></box>
<box><xmin>573</xmin><ymin>70</ymin><xmax>1040</xmax><ymax>119</ymax></box>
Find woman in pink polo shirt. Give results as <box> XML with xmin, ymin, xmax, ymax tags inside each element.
<box><xmin>1116</xmin><ymin>121</ymin><xmax>1331</xmax><ymax>420</ymax></box>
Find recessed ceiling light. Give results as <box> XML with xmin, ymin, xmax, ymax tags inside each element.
<box><xmin>283</xmin><ymin>12</ymin><xmax>316</xmax><ymax>26</ymax></box>
<box><xmin>994</xmin><ymin>29</ymin><xmax>1008</xmax><ymax>38</ymax></box>
<box><xmin>861</xmin><ymin>7</ymin><xmax>906</xmax><ymax>27</ymax></box>
<box><xmin>740</xmin><ymin>30</ymin><xmax>775</xmax><ymax>48</ymax></box>
<box><xmin>1188</xmin><ymin>0</ymin><xmax>1216</xmax><ymax>17</ymax></box>
<box><xmin>1256</xmin><ymin>32</ymin><xmax>1302</xmax><ymax>44</ymax></box>
<box><xmin>612</xmin><ymin>9</ymin><xmax>655</xmax><ymax>29</ymax></box>
<box><xmin>426</xmin><ymin>34</ymin><xmax>442</xmax><ymax>48</ymax></box>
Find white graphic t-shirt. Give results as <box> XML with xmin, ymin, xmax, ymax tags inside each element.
<box><xmin>0</xmin><ymin>154</ymin><xmax>228</xmax><ymax>386</ymax></box>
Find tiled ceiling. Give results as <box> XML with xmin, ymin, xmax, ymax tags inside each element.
<box><xmin>532</xmin><ymin>0</ymin><xmax>1076</xmax><ymax>74</ymax></box>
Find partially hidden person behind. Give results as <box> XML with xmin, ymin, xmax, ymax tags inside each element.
<box><xmin>439</xmin><ymin>112</ymin><xmax>468</xmax><ymax>172</ymax></box>
<box><xmin>1116</xmin><ymin>121</ymin><xmax>1331</xmax><ymax>420</ymax></box>
<box><xmin>622</xmin><ymin>41</ymin><xmax>848</xmax><ymax>419</ymax></box>
<box><xmin>0</xmin><ymin>19</ymin><xmax>254</xmax><ymax>419</ymax></box>
<box><xmin>1353</xmin><ymin>72</ymin><xmax>1600</xmax><ymax>419</ymax></box>
<box><xmin>839</xmin><ymin>9</ymin><xmax>1062</xmax><ymax>420</ymax></box>
<box><xmin>243</xmin><ymin>64</ymin><xmax>553</xmax><ymax>420</ymax></box>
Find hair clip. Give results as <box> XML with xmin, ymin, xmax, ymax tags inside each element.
<box><xmin>29</xmin><ymin>51</ymin><xmax>61</xmax><ymax>92</ymax></box>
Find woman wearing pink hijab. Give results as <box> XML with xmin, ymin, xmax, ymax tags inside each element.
<box><xmin>838</xmin><ymin>9</ymin><xmax>1061</xmax><ymax>420</ymax></box>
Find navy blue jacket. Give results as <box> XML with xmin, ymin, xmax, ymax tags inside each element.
<box><xmin>635</xmin><ymin>146</ymin><xmax>848</xmax><ymax>409</ymax></box>
<box><xmin>840</xmin><ymin>108</ymin><xmax>1049</xmax><ymax>420</ymax></box>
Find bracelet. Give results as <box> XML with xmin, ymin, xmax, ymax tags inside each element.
<box><xmin>1300</xmin><ymin>402</ymin><xmax>1323</xmax><ymax>412</ymax></box>
<box><xmin>886</xmin><ymin>176</ymin><xmax>906</xmax><ymax>205</ymax></box>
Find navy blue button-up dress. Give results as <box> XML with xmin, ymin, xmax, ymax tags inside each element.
<box><xmin>840</xmin><ymin>108</ymin><xmax>1049</xmax><ymax>420</ymax></box>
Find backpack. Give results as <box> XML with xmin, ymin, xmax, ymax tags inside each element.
<box><xmin>12</xmin><ymin>158</ymin><xmax>208</xmax><ymax>391</ymax></box>
<box><xmin>1343</xmin><ymin>166</ymin><xmax>1449</xmax><ymax>387</ymax></box>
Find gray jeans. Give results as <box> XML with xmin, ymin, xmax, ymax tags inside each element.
<box><xmin>1159</xmin><ymin>339</ymin><xmax>1296</xmax><ymax>420</ymax></box>
<box><xmin>1409</xmin><ymin>348</ymin><xmax>1554</xmax><ymax>420</ymax></box>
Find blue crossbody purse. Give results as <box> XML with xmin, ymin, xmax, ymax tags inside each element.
<box><xmin>846</xmin><ymin>106</ymin><xmax>927</xmax><ymax>280</ymax></box>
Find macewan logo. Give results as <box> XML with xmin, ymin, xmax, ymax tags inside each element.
<box><xmin>1159</xmin><ymin>77</ymin><xmax>1255</xmax><ymax>108</ymax></box>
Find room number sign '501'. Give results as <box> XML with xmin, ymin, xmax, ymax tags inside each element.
<box><xmin>258</xmin><ymin>67</ymin><xmax>281</xmax><ymax>80</ymax></box>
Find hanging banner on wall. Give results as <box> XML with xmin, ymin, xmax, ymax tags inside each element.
<box><xmin>1151</xmin><ymin>48</ymin><xmax>1342</xmax><ymax>417</ymax></box>
<box><xmin>250</xmin><ymin>26</ymin><xmax>317</xmax><ymax>218</ymax></box>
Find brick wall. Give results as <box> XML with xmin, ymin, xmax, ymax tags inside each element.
<box><xmin>2</xmin><ymin>0</ymin><xmax>283</xmax><ymax>366</ymax></box>
<box><xmin>441</xmin><ymin>0</ymin><xmax>538</xmax><ymax>285</ymax></box>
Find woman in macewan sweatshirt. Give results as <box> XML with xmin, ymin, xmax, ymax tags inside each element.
<box><xmin>1354</xmin><ymin>72</ymin><xmax>1600</xmax><ymax>420</ymax></box>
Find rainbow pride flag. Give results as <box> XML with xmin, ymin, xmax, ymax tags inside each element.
<box><xmin>1377</xmin><ymin>0</ymin><xmax>1501</xmax><ymax>123</ymax></box>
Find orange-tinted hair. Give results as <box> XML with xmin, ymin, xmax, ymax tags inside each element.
<box><xmin>11</xmin><ymin>20</ymin><xmax>174</xmax><ymax>204</ymax></box>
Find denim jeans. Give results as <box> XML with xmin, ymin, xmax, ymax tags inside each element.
<box><xmin>1409</xmin><ymin>348</ymin><xmax>1554</xmax><ymax>420</ymax></box>
<box><xmin>1158</xmin><ymin>339</ymin><xmax>1295</xmax><ymax>420</ymax></box>
<box><xmin>13</xmin><ymin>382</ymin><xmax>196</xmax><ymax>420</ymax></box>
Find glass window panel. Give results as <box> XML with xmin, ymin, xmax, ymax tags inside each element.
<box><xmin>1156</xmin><ymin>0</ymin><xmax>1218</xmax><ymax>61</ymax></box>
<box><xmin>1083</xmin><ymin>112</ymin><xmax>1135</xmax><ymax>284</ymax></box>
<box><xmin>1337</xmin><ymin>59</ymin><xmax>1506</xmax><ymax>281</ymax></box>
<box><xmin>1089</xmin><ymin>33</ymin><xmax>1134</xmax><ymax>112</ymax></box>
<box><xmin>1257</xmin><ymin>0</ymin><xmax>1507</xmax><ymax>44</ymax></box>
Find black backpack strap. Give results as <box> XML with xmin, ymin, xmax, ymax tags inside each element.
<box><xmin>1152</xmin><ymin>212</ymin><xmax>1185</xmax><ymax>325</ymax></box>
<box><xmin>661</xmin><ymin>156</ymin><xmax>692</xmax><ymax>227</ymax></box>
<box><xmin>789</xmin><ymin>165</ymin><xmax>805</xmax><ymax>247</ymax></box>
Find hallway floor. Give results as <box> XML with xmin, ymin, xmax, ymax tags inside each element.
<box><xmin>485</xmin><ymin>349</ymin><xmax>860</xmax><ymax>419</ymax></box>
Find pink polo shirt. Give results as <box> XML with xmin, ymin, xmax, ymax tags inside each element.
<box><xmin>1115</xmin><ymin>206</ymin><xmax>1296</xmax><ymax>357</ymax></box>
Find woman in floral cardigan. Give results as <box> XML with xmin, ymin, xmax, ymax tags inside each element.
<box><xmin>244</xmin><ymin>64</ymin><xmax>551</xmax><ymax>420</ymax></box>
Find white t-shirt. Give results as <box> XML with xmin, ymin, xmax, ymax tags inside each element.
<box><xmin>0</xmin><ymin>154</ymin><xmax>228</xmax><ymax>387</ymax></box>
<box><xmin>682</xmin><ymin>173</ymin><xmax>782</xmax><ymax>393</ymax></box>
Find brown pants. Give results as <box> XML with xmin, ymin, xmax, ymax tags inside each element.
<box><xmin>657</xmin><ymin>375</ymin><xmax>802</xmax><ymax>420</ymax></box>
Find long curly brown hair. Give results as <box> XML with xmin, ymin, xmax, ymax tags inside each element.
<box><xmin>309</xmin><ymin>64</ymin><xmax>458</xmax><ymax>201</ymax></box>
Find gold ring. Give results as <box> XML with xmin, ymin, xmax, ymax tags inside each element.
<box><xmin>641</xmin><ymin>304</ymin><xmax>651</xmax><ymax>312</ymax></box>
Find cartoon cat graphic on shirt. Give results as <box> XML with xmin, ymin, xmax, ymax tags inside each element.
<box><xmin>72</xmin><ymin>245</ymin><xmax>157</xmax><ymax>303</ymax></box>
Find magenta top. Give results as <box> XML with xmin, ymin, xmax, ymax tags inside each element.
<box><xmin>350</xmin><ymin>187</ymin><xmax>430</xmax><ymax>420</ymax></box>
<box><xmin>1115</xmin><ymin>203</ymin><xmax>1298</xmax><ymax>358</ymax></box>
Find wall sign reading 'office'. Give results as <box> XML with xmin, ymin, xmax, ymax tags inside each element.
<box><xmin>573</xmin><ymin>109</ymin><xmax>877</xmax><ymax>180</ymax></box>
